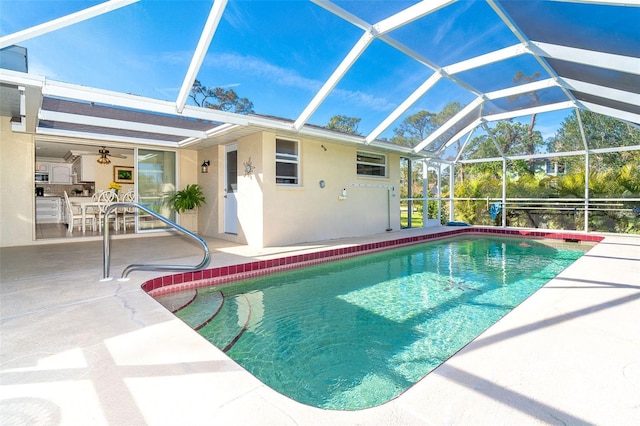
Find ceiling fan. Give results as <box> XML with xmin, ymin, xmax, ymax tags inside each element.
<box><xmin>96</xmin><ymin>146</ymin><xmax>127</xmax><ymax>164</ymax></box>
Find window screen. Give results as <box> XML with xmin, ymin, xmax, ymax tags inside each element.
<box><xmin>357</xmin><ymin>151</ymin><xmax>386</xmax><ymax>177</ymax></box>
<box><xmin>276</xmin><ymin>138</ymin><xmax>299</xmax><ymax>184</ymax></box>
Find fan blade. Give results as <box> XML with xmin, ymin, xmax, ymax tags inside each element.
<box><xmin>98</xmin><ymin>146</ymin><xmax>127</xmax><ymax>159</ymax></box>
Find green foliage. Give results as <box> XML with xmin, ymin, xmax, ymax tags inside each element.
<box><xmin>167</xmin><ymin>184</ymin><xmax>206</xmax><ymax>213</ymax></box>
<box><xmin>462</xmin><ymin>120</ymin><xmax>543</xmax><ymax>174</ymax></box>
<box><xmin>391</xmin><ymin>102</ymin><xmax>463</xmax><ymax>147</ymax></box>
<box><xmin>190</xmin><ymin>80</ymin><xmax>254</xmax><ymax>114</ymax></box>
<box><xmin>451</xmin><ymin>167</ymin><xmax>640</xmax><ymax>233</ymax></box>
<box><xmin>390</xmin><ymin>101</ymin><xmax>639</xmax><ymax>233</ymax></box>
<box><xmin>392</xmin><ymin>110</ymin><xmax>435</xmax><ymax>147</ymax></box>
<box><xmin>452</xmin><ymin>112</ymin><xmax>639</xmax><ymax>233</ymax></box>
<box><xmin>326</xmin><ymin>115</ymin><xmax>361</xmax><ymax>134</ymax></box>
<box><xmin>618</xmin><ymin>164</ymin><xmax>640</xmax><ymax>195</ymax></box>
<box><xmin>400</xmin><ymin>206</ymin><xmax>423</xmax><ymax>228</ymax></box>
<box><xmin>399</xmin><ymin>158</ymin><xmax>425</xmax><ymax>199</ymax></box>
<box><xmin>549</xmin><ymin>110</ymin><xmax>640</xmax><ymax>172</ymax></box>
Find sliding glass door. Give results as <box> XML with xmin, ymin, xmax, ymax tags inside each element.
<box><xmin>137</xmin><ymin>149</ymin><xmax>176</xmax><ymax>230</ymax></box>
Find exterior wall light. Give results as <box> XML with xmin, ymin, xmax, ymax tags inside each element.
<box><xmin>201</xmin><ymin>160</ymin><xmax>210</xmax><ymax>173</ymax></box>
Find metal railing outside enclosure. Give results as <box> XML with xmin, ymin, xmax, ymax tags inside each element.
<box><xmin>450</xmin><ymin>197</ymin><xmax>640</xmax><ymax>232</ymax></box>
<box><xmin>400</xmin><ymin>196</ymin><xmax>640</xmax><ymax>233</ymax></box>
<box><xmin>101</xmin><ymin>202</ymin><xmax>211</xmax><ymax>280</ymax></box>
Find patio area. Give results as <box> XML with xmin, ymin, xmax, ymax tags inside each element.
<box><xmin>1</xmin><ymin>227</ymin><xmax>639</xmax><ymax>425</ymax></box>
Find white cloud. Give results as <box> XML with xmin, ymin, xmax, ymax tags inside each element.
<box><xmin>209</xmin><ymin>52</ymin><xmax>320</xmax><ymax>91</ymax></box>
<box><xmin>333</xmin><ymin>88</ymin><xmax>396</xmax><ymax>112</ymax></box>
<box><xmin>208</xmin><ymin>52</ymin><xmax>394</xmax><ymax>111</ymax></box>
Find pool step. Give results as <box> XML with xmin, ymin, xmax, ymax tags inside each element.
<box><xmin>154</xmin><ymin>288</ymin><xmax>197</xmax><ymax>313</ymax></box>
<box><xmin>198</xmin><ymin>293</ymin><xmax>251</xmax><ymax>352</ymax></box>
<box><xmin>173</xmin><ymin>289</ymin><xmax>225</xmax><ymax>330</ymax></box>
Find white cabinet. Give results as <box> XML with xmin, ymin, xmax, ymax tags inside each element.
<box><xmin>73</xmin><ymin>155</ymin><xmax>97</xmax><ymax>182</ymax></box>
<box><xmin>35</xmin><ymin>162</ymin><xmax>50</xmax><ymax>183</ymax></box>
<box><xmin>50</xmin><ymin>164</ymin><xmax>73</xmax><ymax>184</ymax></box>
<box><xmin>35</xmin><ymin>162</ymin><xmax>49</xmax><ymax>172</ymax></box>
<box><xmin>36</xmin><ymin>197</ymin><xmax>62</xmax><ymax>223</ymax></box>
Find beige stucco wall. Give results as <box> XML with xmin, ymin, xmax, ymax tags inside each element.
<box><xmin>197</xmin><ymin>133</ymin><xmax>265</xmax><ymax>246</ymax></box>
<box><xmin>0</xmin><ymin>116</ymin><xmax>36</xmax><ymax>247</ymax></box>
<box><xmin>176</xmin><ymin>149</ymin><xmax>199</xmax><ymax>232</ymax></box>
<box><xmin>198</xmin><ymin>131</ymin><xmax>400</xmax><ymax>248</ymax></box>
<box><xmin>261</xmin><ymin>133</ymin><xmax>400</xmax><ymax>246</ymax></box>
<box><xmin>93</xmin><ymin>156</ymin><xmax>135</xmax><ymax>193</ymax></box>
<box><xmin>197</xmin><ymin>145</ymin><xmax>220</xmax><ymax>240</ymax></box>
<box><xmin>236</xmin><ymin>133</ymin><xmax>265</xmax><ymax>247</ymax></box>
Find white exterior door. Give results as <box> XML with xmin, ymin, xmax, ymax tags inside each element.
<box><xmin>224</xmin><ymin>144</ymin><xmax>238</xmax><ymax>234</ymax></box>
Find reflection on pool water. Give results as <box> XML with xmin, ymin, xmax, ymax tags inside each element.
<box><xmin>158</xmin><ymin>236</ymin><xmax>588</xmax><ymax>410</ymax></box>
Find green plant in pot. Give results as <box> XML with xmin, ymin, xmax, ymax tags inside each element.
<box><xmin>167</xmin><ymin>184</ymin><xmax>206</xmax><ymax>213</ymax></box>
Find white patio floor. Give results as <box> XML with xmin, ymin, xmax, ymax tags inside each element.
<box><xmin>1</xmin><ymin>228</ymin><xmax>639</xmax><ymax>425</ymax></box>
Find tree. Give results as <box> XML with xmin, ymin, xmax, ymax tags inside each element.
<box><xmin>189</xmin><ymin>80</ymin><xmax>254</xmax><ymax>114</ymax></box>
<box><xmin>393</xmin><ymin>103</ymin><xmax>464</xmax><ymax>226</ymax></box>
<box><xmin>461</xmin><ymin>120</ymin><xmax>542</xmax><ymax>180</ymax></box>
<box><xmin>434</xmin><ymin>102</ymin><xmax>464</xmax><ymax>127</ymax></box>
<box><xmin>391</xmin><ymin>110</ymin><xmax>436</xmax><ymax>147</ymax></box>
<box><xmin>326</xmin><ymin>115</ymin><xmax>361</xmax><ymax>134</ymax></box>
<box><xmin>508</xmin><ymin>71</ymin><xmax>543</xmax><ymax>172</ymax></box>
<box><xmin>549</xmin><ymin>110</ymin><xmax>640</xmax><ymax>173</ymax></box>
<box><xmin>391</xmin><ymin>102</ymin><xmax>463</xmax><ymax>148</ymax></box>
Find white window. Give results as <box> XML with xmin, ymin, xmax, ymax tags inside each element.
<box><xmin>357</xmin><ymin>151</ymin><xmax>386</xmax><ymax>177</ymax></box>
<box><xmin>276</xmin><ymin>138</ymin><xmax>299</xmax><ymax>185</ymax></box>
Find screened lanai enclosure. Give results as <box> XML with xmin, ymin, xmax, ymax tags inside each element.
<box><xmin>1</xmin><ymin>0</ymin><xmax>639</xmax><ymax>234</ymax></box>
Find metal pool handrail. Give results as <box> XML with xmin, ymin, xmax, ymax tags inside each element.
<box><xmin>101</xmin><ymin>202</ymin><xmax>211</xmax><ymax>281</ymax></box>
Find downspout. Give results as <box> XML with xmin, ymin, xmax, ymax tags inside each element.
<box><xmin>386</xmin><ymin>187</ymin><xmax>392</xmax><ymax>231</ymax></box>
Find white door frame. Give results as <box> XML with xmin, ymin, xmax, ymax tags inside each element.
<box><xmin>224</xmin><ymin>143</ymin><xmax>238</xmax><ymax>234</ymax></box>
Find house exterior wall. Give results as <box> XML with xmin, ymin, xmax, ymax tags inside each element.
<box><xmin>176</xmin><ymin>149</ymin><xmax>199</xmax><ymax>232</ymax></box>
<box><xmin>0</xmin><ymin>116</ymin><xmax>36</xmax><ymax>247</ymax></box>
<box><xmin>1</xmin><ymin>113</ymin><xmax>400</xmax><ymax>249</ymax></box>
<box><xmin>237</xmin><ymin>133</ymin><xmax>265</xmax><ymax>247</ymax></box>
<box><xmin>261</xmin><ymin>132</ymin><xmax>401</xmax><ymax>247</ymax></box>
<box><xmin>197</xmin><ymin>144</ymin><xmax>220</xmax><ymax>240</ymax></box>
<box><xmin>198</xmin><ymin>133</ymin><xmax>266</xmax><ymax>246</ymax></box>
<box><xmin>201</xmin><ymin>131</ymin><xmax>400</xmax><ymax>248</ymax></box>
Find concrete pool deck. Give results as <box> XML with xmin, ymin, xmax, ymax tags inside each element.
<box><xmin>1</xmin><ymin>227</ymin><xmax>639</xmax><ymax>425</ymax></box>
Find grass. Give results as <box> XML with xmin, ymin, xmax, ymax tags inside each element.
<box><xmin>401</xmin><ymin>211</ymin><xmax>423</xmax><ymax>228</ymax></box>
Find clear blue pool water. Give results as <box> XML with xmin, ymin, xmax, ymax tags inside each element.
<box><xmin>162</xmin><ymin>236</ymin><xmax>588</xmax><ymax>410</ymax></box>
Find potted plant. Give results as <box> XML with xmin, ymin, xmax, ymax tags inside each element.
<box><xmin>167</xmin><ymin>184</ymin><xmax>206</xmax><ymax>213</ymax></box>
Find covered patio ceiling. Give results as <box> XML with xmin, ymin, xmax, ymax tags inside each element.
<box><xmin>0</xmin><ymin>0</ymin><xmax>638</xmax><ymax>163</ymax></box>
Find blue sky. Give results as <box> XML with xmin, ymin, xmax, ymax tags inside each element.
<box><xmin>2</xmin><ymin>0</ymin><xmax>628</xmax><ymax>142</ymax></box>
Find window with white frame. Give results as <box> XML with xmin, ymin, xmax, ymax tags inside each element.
<box><xmin>276</xmin><ymin>138</ymin><xmax>299</xmax><ymax>184</ymax></box>
<box><xmin>357</xmin><ymin>151</ymin><xmax>386</xmax><ymax>177</ymax></box>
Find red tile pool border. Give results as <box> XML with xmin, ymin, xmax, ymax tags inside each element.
<box><xmin>142</xmin><ymin>227</ymin><xmax>603</xmax><ymax>297</ymax></box>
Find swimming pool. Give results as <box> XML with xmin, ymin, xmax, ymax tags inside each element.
<box><xmin>155</xmin><ymin>235</ymin><xmax>589</xmax><ymax>410</ymax></box>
